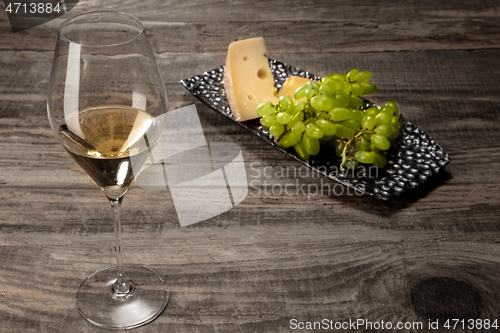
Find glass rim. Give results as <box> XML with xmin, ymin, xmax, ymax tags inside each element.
<box><xmin>59</xmin><ymin>11</ymin><xmax>145</xmax><ymax>48</ymax></box>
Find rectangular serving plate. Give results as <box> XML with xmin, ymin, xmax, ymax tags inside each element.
<box><xmin>181</xmin><ymin>59</ymin><xmax>450</xmax><ymax>200</ymax></box>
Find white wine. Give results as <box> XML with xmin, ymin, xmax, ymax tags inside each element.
<box><xmin>59</xmin><ymin>105</ymin><xmax>158</xmax><ymax>198</ymax></box>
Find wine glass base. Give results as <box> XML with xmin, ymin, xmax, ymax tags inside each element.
<box><xmin>76</xmin><ymin>265</ymin><xmax>169</xmax><ymax>330</ymax></box>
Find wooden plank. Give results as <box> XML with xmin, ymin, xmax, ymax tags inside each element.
<box><xmin>70</xmin><ymin>0</ymin><xmax>500</xmax><ymax>23</ymax></box>
<box><xmin>1</xmin><ymin>0</ymin><xmax>500</xmax><ymax>53</ymax></box>
<box><xmin>1</xmin><ymin>0</ymin><xmax>497</xmax><ymax>24</ymax></box>
<box><xmin>1</xmin><ymin>223</ymin><xmax>500</xmax><ymax>332</ymax></box>
<box><xmin>1</xmin><ymin>16</ymin><xmax>499</xmax><ymax>53</ymax></box>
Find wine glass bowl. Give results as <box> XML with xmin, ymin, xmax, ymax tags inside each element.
<box><xmin>47</xmin><ymin>11</ymin><xmax>168</xmax><ymax>329</ymax></box>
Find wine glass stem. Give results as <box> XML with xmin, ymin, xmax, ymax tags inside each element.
<box><xmin>109</xmin><ymin>198</ymin><xmax>132</xmax><ymax>294</ymax></box>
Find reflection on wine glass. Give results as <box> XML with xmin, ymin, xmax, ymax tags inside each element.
<box><xmin>47</xmin><ymin>11</ymin><xmax>168</xmax><ymax>329</ymax></box>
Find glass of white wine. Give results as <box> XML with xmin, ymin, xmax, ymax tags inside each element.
<box><xmin>47</xmin><ymin>11</ymin><xmax>168</xmax><ymax>329</ymax></box>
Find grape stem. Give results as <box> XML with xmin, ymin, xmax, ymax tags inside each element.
<box><xmin>340</xmin><ymin>129</ymin><xmax>370</xmax><ymax>169</ymax></box>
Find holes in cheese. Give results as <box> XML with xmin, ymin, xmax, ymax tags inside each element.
<box><xmin>256</xmin><ymin>68</ymin><xmax>268</xmax><ymax>79</ymax></box>
<box><xmin>223</xmin><ymin>37</ymin><xmax>278</xmax><ymax>122</ymax></box>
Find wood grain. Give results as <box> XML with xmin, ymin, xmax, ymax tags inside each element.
<box><xmin>1</xmin><ymin>0</ymin><xmax>500</xmax><ymax>332</ymax></box>
<box><xmin>1</xmin><ymin>0</ymin><xmax>500</xmax><ymax>53</ymax></box>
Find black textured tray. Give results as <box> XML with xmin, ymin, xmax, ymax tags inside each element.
<box><xmin>180</xmin><ymin>59</ymin><xmax>450</xmax><ymax>200</ymax></box>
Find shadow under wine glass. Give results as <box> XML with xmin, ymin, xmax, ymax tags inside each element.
<box><xmin>47</xmin><ymin>11</ymin><xmax>169</xmax><ymax>329</ymax></box>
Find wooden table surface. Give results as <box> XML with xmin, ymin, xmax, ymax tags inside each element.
<box><xmin>1</xmin><ymin>1</ymin><xmax>500</xmax><ymax>332</ymax></box>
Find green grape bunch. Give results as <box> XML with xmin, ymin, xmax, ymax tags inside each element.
<box><xmin>256</xmin><ymin>69</ymin><xmax>403</xmax><ymax>169</ymax></box>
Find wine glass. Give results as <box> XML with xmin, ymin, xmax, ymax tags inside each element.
<box><xmin>47</xmin><ymin>11</ymin><xmax>168</xmax><ymax>329</ymax></box>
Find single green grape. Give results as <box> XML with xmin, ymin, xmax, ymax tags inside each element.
<box><xmin>330</xmin><ymin>79</ymin><xmax>343</xmax><ymax>90</ymax></box>
<box><xmin>311</xmin><ymin>94</ymin><xmax>333</xmax><ymax>111</ymax></box>
<box><xmin>291</xmin><ymin>121</ymin><xmax>306</xmax><ymax>133</ymax></box>
<box><xmin>260</xmin><ymin>114</ymin><xmax>277</xmax><ymax>127</ymax></box>
<box><xmin>321</xmin><ymin>77</ymin><xmax>333</xmax><ymax>84</ymax></box>
<box><xmin>389</xmin><ymin>116</ymin><xmax>400</xmax><ymax>132</ymax></box>
<box><xmin>385</xmin><ymin>100</ymin><xmax>398</xmax><ymax>114</ymax></box>
<box><xmin>372</xmin><ymin>152</ymin><xmax>387</xmax><ymax>168</ymax></box>
<box><xmin>354</xmin><ymin>71</ymin><xmax>372</xmax><ymax>83</ymax></box>
<box><xmin>319</xmin><ymin>82</ymin><xmax>336</xmax><ymax>96</ymax></box>
<box><xmin>365</xmin><ymin>107</ymin><xmax>380</xmax><ymax>116</ymax></box>
<box><xmin>371</xmin><ymin>134</ymin><xmax>390</xmax><ymax>150</ymax></box>
<box><xmin>289</xmin><ymin>110</ymin><xmax>304</xmax><ymax>125</ymax></box>
<box><xmin>303</xmin><ymin>133</ymin><xmax>320</xmax><ymax>155</ymax></box>
<box><xmin>305</xmin><ymin>88</ymin><xmax>317</xmax><ymax>100</ymax></box>
<box><xmin>350</xmin><ymin>95</ymin><xmax>364</xmax><ymax>108</ymax></box>
<box><xmin>334</xmin><ymin>124</ymin><xmax>355</xmax><ymax>138</ymax></box>
<box><xmin>315</xmin><ymin>119</ymin><xmax>337</xmax><ymax>136</ymax></box>
<box><xmin>375</xmin><ymin>112</ymin><xmax>391</xmax><ymax>126</ymax></box>
<box><xmin>329</xmin><ymin>107</ymin><xmax>352</xmax><ymax>122</ymax></box>
<box><xmin>343</xmin><ymin>120</ymin><xmax>361</xmax><ymax>131</ymax></box>
<box><xmin>328</xmin><ymin>98</ymin><xmax>344</xmax><ymax>109</ymax></box>
<box><xmin>346</xmin><ymin>68</ymin><xmax>359</xmax><ymax>82</ymax></box>
<box><xmin>279</xmin><ymin>95</ymin><xmax>294</xmax><ymax>112</ymax></box>
<box><xmin>355</xmin><ymin>150</ymin><xmax>375</xmax><ymax>164</ymax></box>
<box><xmin>341</xmin><ymin>81</ymin><xmax>352</xmax><ymax>94</ymax></box>
<box><xmin>269</xmin><ymin>123</ymin><xmax>285</xmax><ymax>137</ymax></box>
<box><xmin>370</xmin><ymin>141</ymin><xmax>381</xmax><ymax>153</ymax></box>
<box><xmin>257</xmin><ymin>102</ymin><xmax>275</xmax><ymax>117</ymax></box>
<box><xmin>292</xmin><ymin>101</ymin><xmax>307</xmax><ymax>115</ymax></box>
<box><xmin>388</xmin><ymin>120</ymin><xmax>402</xmax><ymax>139</ymax></box>
<box><xmin>381</xmin><ymin>106</ymin><xmax>396</xmax><ymax>116</ymax></box>
<box><xmin>327</xmin><ymin>73</ymin><xmax>346</xmax><ymax>83</ymax></box>
<box><xmin>280</xmin><ymin>130</ymin><xmax>302</xmax><ymax>148</ymax></box>
<box><xmin>355</xmin><ymin>135</ymin><xmax>370</xmax><ymax>151</ymax></box>
<box><xmin>305</xmin><ymin>123</ymin><xmax>324</xmax><ymax>139</ymax></box>
<box><xmin>361</xmin><ymin>114</ymin><xmax>376</xmax><ymax>130</ymax></box>
<box><xmin>277</xmin><ymin>112</ymin><xmax>291</xmax><ymax>124</ymax></box>
<box><xmin>308</xmin><ymin>80</ymin><xmax>320</xmax><ymax>90</ymax></box>
<box><xmin>361</xmin><ymin>82</ymin><xmax>377</xmax><ymax>94</ymax></box>
<box><xmin>351</xmin><ymin>82</ymin><xmax>364</xmax><ymax>96</ymax></box>
<box><xmin>375</xmin><ymin>124</ymin><xmax>393</xmax><ymax>138</ymax></box>
<box><xmin>294</xmin><ymin>86</ymin><xmax>307</xmax><ymax>100</ymax></box>
<box><xmin>351</xmin><ymin>110</ymin><xmax>364</xmax><ymax>123</ymax></box>
<box><xmin>293</xmin><ymin>139</ymin><xmax>310</xmax><ymax>161</ymax></box>
<box><xmin>334</xmin><ymin>93</ymin><xmax>350</xmax><ymax>107</ymax></box>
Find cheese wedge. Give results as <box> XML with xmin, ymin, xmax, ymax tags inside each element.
<box><xmin>277</xmin><ymin>76</ymin><xmax>311</xmax><ymax>102</ymax></box>
<box><xmin>224</xmin><ymin>37</ymin><xmax>278</xmax><ymax>122</ymax></box>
